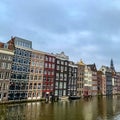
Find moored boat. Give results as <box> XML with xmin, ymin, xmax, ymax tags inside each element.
<box><xmin>69</xmin><ymin>96</ymin><xmax>80</xmax><ymax>100</ymax></box>
<box><xmin>59</xmin><ymin>96</ymin><xmax>69</xmax><ymax>101</ymax></box>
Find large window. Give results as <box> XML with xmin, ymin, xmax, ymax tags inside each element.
<box><xmin>49</xmin><ymin>57</ymin><xmax>51</xmax><ymax>62</ymax></box>
<box><xmin>55</xmin><ymin>90</ymin><xmax>58</xmax><ymax>96</ymax></box>
<box><xmin>44</xmin><ymin>70</ymin><xmax>47</xmax><ymax>75</ymax></box>
<box><xmin>5</xmin><ymin>72</ymin><xmax>10</xmax><ymax>79</ymax></box>
<box><xmin>55</xmin><ymin>82</ymin><xmax>58</xmax><ymax>89</ymax></box>
<box><xmin>65</xmin><ymin>67</ymin><xmax>67</xmax><ymax>71</ymax></box>
<box><xmin>39</xmin><ymin>55</ymin><xmax>44</xmax><ymax>60</ymax></box>
<box><xmin>57</xmin><ymin>60</ymin><xmax>60</xmax><ymax>64</ymax></box>
<box><xmin>31</xmin><ymin>68</ymin><xmax>34</xmax><ymax>73</ymax></box>
<box><xmin>49</xmin><ymin>63</ymin><xmax>51</xmax><ymax>68</ymax></box>
<box><xmin>61</xmin><ymin>66</ymin><xmax>64</xmax><ymax>71</ymax></box>
<box><xmin>52</xmin><ymin>58</ymin><xmax>55</xmax><ymax>63</ymax></box>
<box><xmin>65</xmin><ymin>62</ymin><xmax>68</xmax><ymax>65</ymax></box>
<box><xmin>61</xmin><ymin>61</ymin><xmax>64</xmax><ymax>65</ymax></box>
<box><xmin>63</xmin><ymin>82</ymin><xmax>66</xmax><ymax>89</ymax></box>
<box><xmin>0</xmin><ymin>72</ymin><xmax>4</xmax><ymax>79</ymax></box>
<box><xmin>52</xmin><ymin>64</ymin><xmax>55</xmax><ymax>69</ymax></box>
<box><xmin>29</xmin><ymin>83</ymin><xmax>32</xmax><ymax>89</ymax></box>
<box><xmin>59</xmin><ymin>82</ymin><xmax>63</xmax><ymax>89</ymax></box>
<box><xmin>38</xmin><ymin>83</ymin><xmax>41</xmax><ymax>89</ymax></box>
<box><xmin>38</xmin><ymin>76</ymin><xmax>42</xmax><ymax>80</ymax></box>
<box><xmin>60</xmin><ymin>73</ymin><xmax>63</xmax><ymax>80</ymax></box>
<box><xmin>30</xmin><ymin>75</ymin><xmax>33</xmax><ymax>80</ymax></box>
<box><xmin>34</xmin><ymin>75</ymin><xmax>37</xmax><ymax>80</ymax></box>
<box><xmin>1</xmin><ymin>62</ymin><xmax>6</xmax><ymax>69</ymax></box>
<box><xmin>63</xmin><ymin>90</ymin><xmax>66</xmax><ymax>96</ymax></box>
<box><xmin>8</xmin><ymin>56</ymin><xmax>12</xmax><ymax>61</ymax></box>
<box><xmin>34</xmin><ymin>83</ymin><xmax>37</xmax><ymax>89</ymax></box>
<box><xmin>59</xmin><ymin>90</ymin><xmax>62</xmax><ymax>96</ymax></box>
<box><xmin>57</xmin><ymin>65</ymin><xmax>59</xmax><ymax>70</ymax></box>
<box><xmin>56</xmin><ymin>73</ymin><xmax>59</xmax><ymax>80</ymax></box>
<box><xmin>45</xmin><ymin>56</ymin><xmax>48</xmax><ymax>61</ymax></box>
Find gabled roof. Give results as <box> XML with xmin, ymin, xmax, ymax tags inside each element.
<box><xmin>87</xmin><ymin>63</ymin><xmax>97</xmax><ymax>71</ymax></box>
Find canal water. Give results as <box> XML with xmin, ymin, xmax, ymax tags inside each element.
<box><xmin>0</xmin><ymin>96</ymin><xmax>120</xmax><ymax>120</ymax></box>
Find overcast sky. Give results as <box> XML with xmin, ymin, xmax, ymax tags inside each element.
<box><xmin>0</xmin><ymin>0</ymin><xmax>120</xmax><ymax>71</ymax></box>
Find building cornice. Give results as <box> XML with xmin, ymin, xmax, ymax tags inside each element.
<box><xmin>0</xmin><ymin>49</ymin><xmax>14</xmax><ymax>55</ymax></box>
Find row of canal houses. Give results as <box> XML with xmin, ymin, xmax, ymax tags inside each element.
<box><xmin>0</xmin><ymin>36</ymin><xmax>120</xmax><ymax>102</ymax></box>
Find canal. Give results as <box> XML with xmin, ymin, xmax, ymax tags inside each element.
<box><xmin>0</xmin><ymin>96</ymin><xmax>120</xmax><ymax>120</ymax></box>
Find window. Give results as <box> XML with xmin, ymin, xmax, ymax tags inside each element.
<box><xmin>57</xmin><ymin>65</ymin><xmax>59</xmax><ymax>70</ymax></box>
<box><xmin>16</xmin><ymin>74</ymin><xmax>21</xmax><ymax>79</ymax></box>
<box><xmin>34</xmin><ymin>83</ymin><xmax>37</xmax><ymax>89</ymax></box>
<box><xmin>38</xmin><ymin>83</ymin><xmax>41</xmax><ymax>89</ymax></box>
<box><xmin>32</xmin><ymin>54</ymin><xmax>35</xmax><ymax>58</ymax></box>
<box><xmin>8</xmin><ymin>56</ymin><xmax>12</xmax><ymax>61</ymax></box>
<box><xmin>28</xmin><ymin>92</ymin><xmax>32</xmax><ymax>97</ymax></box>
<box><xmin>61</xmin><ymin>61</ymin><xmax>64</xmax><ymax>65</ymax></box>
<box><xmin>49</xmin><ymin>57</ymin><xmax>51</xmax><ymax>62</ymax></box>
<box><xmin>63</xmin><ymin>82</ymin><xmax>66</xmax><ymax>89</ymax></box>
<box><xmin>31</xmin><ymin>62</ymin><xmax>35</xmax><ymax>66</ymax></box>
<box><xmin>61</xmin><ymin>66</ymin><xmax>64</xmax><ymax>71</ymax></box>
<box><xmin>29</xmin><ymin>83</ymin><xmax>32</xmax><ymax>89</ymax></box>
<box><xmin>55</xmin><ymin>90</ymin><xmax>58</xmax><ymax>95</ymax></box>
<box><xmin>65</xmin><ymin>67</ymin><xmax>67</xmax><ymax>71</ymax></box>
<box><xmin>3</xmin><ymin>83</ymin><xmax>6</xmax><ymax>90</ymax></box>
<box><xmin>39</xmin><ymin>55</ymin><xmax>43</xmax><ymax>60</ymax></box>
<box><xmin>3</xmin><ymin>55</ymin><xmax>7</xmax><ymax>60</ymax></box>
<box><xmin>31</xmin><ymin>68</ymin><xmax>34</xmax><ymax>73</ymax></box>
<box><xmin>6</xmin><ymin>63</ymin><xmax>11</xmax><ymax>70</ymax></box>
<box><xmin>60</xmin><ymin>73</ymin><xmax>63</xmax><ymax>80</ymax></box>
<box><xmin>64</xmin><ymin>74</ymin><xmax>67</xmax><ymax>81</ymax></box>
<box><xmin>0</xmin><ymin>72</ymin><xmax>4</xmax><ymax>79</ymax></box>
<box><xmin>39</xmin><ymin>69</ymin><xmax>43</xmax><ymax>74</ymax></box>
<box><xmin>3</xmin><ymin>93</ymin><xmax>7</xmax><ymax>97</ymax></box>
<box><xmin>40</xmin><ymin>62</ymin><xmax>43</xmax><ymax>67</ymax></box>
<box><xmin>30</xmin><ymin>75</ymin><xmax>33</xmax><ymax>80</ymax></box>
<box><xmin>45</xmin><ymin>63</ymin><xmax>48</xmax><ymax>68</ymax></box>
<box><xmin>45</xmin><ymin>56</ymin><xmax>48</xmax><ymax>61</ymax></box>
<box><xmin>44</xmin><ymin>70</ymin><xmax>47</xmax><ymax>75</ymax></box>
<box><xmin>22</xmin><ymin>74</ymin><xmax>26</xmax><ymax>79</ymax></box>
<box><xmin>49</xmin><ymin>63</ymin><xmax>51</xmax><ymax>68</ymax></box>
<box><xmin>36</xmin><ymin>55</ymin><xmax>39</xmax><ymax>59</ymax></box>
<box><xmin>38</xmin><ymin>76</ymin><xmax>42</xmax><ymax>80</ymax></box>
<box><xmin>59</xmin><ymin>82</ymin><xmax>63</xmax><ymax>89</ymax></box>
<box><xmin>65</xmin><ymin>62</ymin><xmax>68</xmax><ymax>65</ymax></box>
<box><xmin>51</xmin><ymin>71</ymin><xmax>54</xmax><ymax>75</ymax></box>
<box><xmin>57</xmin><ymin>60</ymin><xmax>60</xmax><ymax>64</ymax></box>
<box><xmin>55</xmin><ymin>82</ymin><xmax>58</xmax><ymax>89</ymax></box>
<box><xmin>63</xmin><ymin>90</ymin><xmax>66</xmax><ymax>96</ymax></box>
<box><xmin>59</xmin><ymin>90</ymin><xmax>62</xmax><ymax>96</ymax></box>
<box><xmin>56</xmin><ymin>73</ymin><xmax>59</xmax><ymax>80</ymax></box>
<box><xmin>35</xmin><ymin>69</ymin><xmax>39</xmax><ymax>73</ymax></box>
<box><xmin>36</xmin><ymin>92</ymin><xmax>39</xmax><ymax>97</ymax></box>
<box><xmin>48</xmin><ymin>71</ymin><xmax>50</xmax><ymax>75</ymax></box>
<box><xmin>52</xmin><ymin>58</ymin><xmax>55</xmax><ymax>63</ymax></box>
<box><xmin>52</xmin><ymin>64</ymin><xmax>55</xmax><ymax>69</ymax></box>
<box><xmin>1</xmin><ymin>62</ymin><xmax>6</xmax><ymax>69</ymax></box>
<box><xmin>5</xmin><ymin>72</ymin><xmax>10</xmax><ymax>79</ymax></box>
<box><xmin>34</xmin><ymin>75</ymin><xmax>37</xmax><ymax>80</ymax></box>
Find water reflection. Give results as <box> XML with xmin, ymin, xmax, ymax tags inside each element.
<box><xmin>0</xmin><ymin>96</ymin><xmax>120</xmax><ymax>120</ymax></box>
